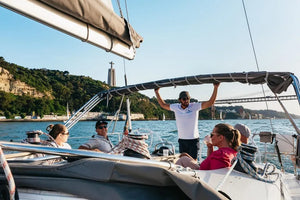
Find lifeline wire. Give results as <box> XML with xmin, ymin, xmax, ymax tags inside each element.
<box><xmin>242</xmin><ymin>0</ymin><xmax>275</xmax><ymax>134</ymax></box>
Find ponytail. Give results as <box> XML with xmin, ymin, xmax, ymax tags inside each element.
<box><xmin>215</xmin><ymin>123</ymin><xmax>241</xmax><ymax>151</ymax></box>
<box><xmin>230</xmin><ymin>129</ymin><xmax>241</xmax><ymax>151</ymax></box>
<box><xmin>46</xmin><ymin>124</ymin><xmax>54</xmax><ymax>131</ymax></box>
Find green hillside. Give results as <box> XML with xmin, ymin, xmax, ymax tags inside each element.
<box><xmin>0</xmin><ymin>57</ymin><xmax>164</xmax><ymax>119</ymax></box>
<box><xmin>0</xmin><ymin>57</ymin><xmax>297</xmax><ymax>120</ymax></box>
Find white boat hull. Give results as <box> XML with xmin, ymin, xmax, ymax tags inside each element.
<box><xmin>197</xmin><ymin>167</ymin><xmax>300</xmax><ymax>200</ymax></box>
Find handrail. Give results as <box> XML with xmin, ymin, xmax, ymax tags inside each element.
<box><xmin>0</xmin><ymin>141</ymin><xmax>175</xmax><ymax>170</ymax></box>
<box><xmin>0</xmin><ymin>146</ymin><xmax>15</xmax><ymax>200</ymax></box>
<box><xmin>291</xmin><ymin>74</ymin><xmax>300</xmax><ymax>106</ymax></box>
<box><xmin>64</xmin><ymin>94</ymin><xmax>104</xmax><ymax>129</ymax></box>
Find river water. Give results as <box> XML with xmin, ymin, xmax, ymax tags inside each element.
<box><xmin>1</xmin><ymin>119</ymin><xmax>299</xmax><ymax>172</ymax></box>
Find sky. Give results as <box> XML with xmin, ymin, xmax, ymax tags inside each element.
<box><xmin>0</xmin><ymin>0</ymin><xmax>300</xmax><ymax>115</ymax></box>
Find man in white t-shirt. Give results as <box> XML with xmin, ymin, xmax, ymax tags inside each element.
<box><xmin>154</xmin><ymin>83</ymin><xmax>220</xmax><ymax>159</ymax></box>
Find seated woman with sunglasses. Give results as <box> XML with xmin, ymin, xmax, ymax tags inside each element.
<box><xmin>47</xmin><ymin>124</ymin><xmax>72</xmax><ymax>149</ymax></box>
<box><xmin>78</xmin><ymin>120</ymin><xmax>114</xmax><ymax>152</ymax></box>
<box><xmin>175</xmin><ymin>123</ymin><xmax>241</xmax><ymax>170</ymax></box>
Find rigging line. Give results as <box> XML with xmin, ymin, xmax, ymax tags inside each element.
<box><xmin>116</xmin><ymin>0</ymin><xmax>124</xmax><ymax>18</ymax></box>
<box><xmin>241</xmin><ymin>0</ymin><xmax>260</xmax><ymax>72</ymax></box>
<box><xmin>242</xmin><ymin>0</ymin><xmax>275</xmax><ymax>133</ymax></box>
<box><xmin>124</xmin><ymin>0</ymin><xmax>130</xmax><ymax>23</ymax></box>
<box><xmin>110</xmin><ymin>95</ymin><xmax>125</xmax><ymax>136</ymax></box>
<box><xmin>123</xmin><ymin>58</ymin><xmax>128</xmax><ymax>86</ymax></box>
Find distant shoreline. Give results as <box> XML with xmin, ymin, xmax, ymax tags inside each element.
<box><xmin>0</xmin><ymin>119</ymin><xmax>72</xmax><ymax>122</ymax></box>
<box><xmin>0</xmin><ymin>118</ymin><xmax>160</xmax><ymax>122</ymax></box>
<box><xmin>0</xmin><ymin>118</ymin><xmax>295</xmax><ymax>123</ymax></box>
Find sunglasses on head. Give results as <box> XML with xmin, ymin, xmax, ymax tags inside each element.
<box><xmin>98</xmin><ymin>126</ymin><xmax>107</xmax><ymax>129</ymax></box>
<box><xmin>62</xmin><ymin>131</ymin><xmax>69</xmax><ymax>135</ymax></box>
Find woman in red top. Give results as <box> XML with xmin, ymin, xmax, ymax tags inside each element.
<box><xmin>176</xmin><ymin>123</ymin><xmax>241</xmax><ymax>170</ymax></box>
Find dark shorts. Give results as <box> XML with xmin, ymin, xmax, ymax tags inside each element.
<box><xmin>178</xmin><ymin>138</ymin><xmax>200</xmax><ymax>159</ymax></box>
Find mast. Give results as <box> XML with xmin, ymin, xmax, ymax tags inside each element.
<box><xmin>66</xmin><ymin>102</ymin><xmax>70</xmax><ymax>120</ymax></box>
<box><xmin>123</xmin><ymin>60</ymin><xmax>132</xmax><ymax>133</ymax></box>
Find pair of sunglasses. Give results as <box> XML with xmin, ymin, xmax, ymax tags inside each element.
<box><xmin>181</xmin><ymin>97</ymin><xmax>190</xmax><ymax>101</ymax></box>
<box><xmin>98</xmin><ymin>126</ymin><xmax>107</xmax><ymax>129</ymax></box>
<box><xmin>210</xmin><ymin>133</ymin><xmax>219</xmax><ymax>138</ymax></box>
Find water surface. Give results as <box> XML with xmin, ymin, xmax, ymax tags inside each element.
<box><xmin>1</xmin><ymin>119</ymin><xmax>299</xmax><ymax>172</ymax></box>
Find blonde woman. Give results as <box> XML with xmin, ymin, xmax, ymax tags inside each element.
<box><xmin>176</xmin><ymin>123</ymin><xmax>240</xmax><ymax>170</ymax></box>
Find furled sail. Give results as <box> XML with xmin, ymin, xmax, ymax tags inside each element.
<box><xmin>106</xmin><ymin>71</ymin><xmax>294</xmax><ymax>97</ymax></box>
<box><xmin>0</xmin><ymin>0</ymin><xmax>143</xmax><ymax>60</ymax></box>
<box><xmin>65</xmin><ymin>71</ymin><xmax>298</xmax><ymax>129</ymax></box>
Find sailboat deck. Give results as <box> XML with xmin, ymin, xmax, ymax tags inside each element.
<box><xmin>196</xmin><ymin>167</ymin><xmax>299</xmax><ymax>200</ymax></box>
<box><xmin>282</xmin><ymin>173</ymin><xmax>300</xmax><ymax>200</ymax></box>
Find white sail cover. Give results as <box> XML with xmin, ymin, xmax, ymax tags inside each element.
<box><xmin>0</xmin><ymin>0</ymin><xmax>143</xmax><ymax>59</ymax></box>
<box><xmin>64</xmin><ymin>71</ymin><xmax>298</xmax><ymax>129</ymax></box>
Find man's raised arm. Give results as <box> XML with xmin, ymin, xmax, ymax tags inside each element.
<box><xmin>201</xmin><ymin>83</ymin><xmax>220</xmax><ymax>110</ymax></box>
<box><xmin>154</xmin><ymin>88</ymin><xmax>170</xmax><ymax>111</ymax></box>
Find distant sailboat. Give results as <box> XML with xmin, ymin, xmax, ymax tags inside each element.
<box><xmin>220</xmin><ymin>111</ymin><xmax>223</xmax><ymax>121</ymax></box>
<box><xmin>64</xmin><ymin>103</ymin><xmax>70</xmax><ymax>123</ymax></box>
<box><xmin>162</xmin><ymin>113</ymin><xmax>165</xmax><ymax>121</ymax></box>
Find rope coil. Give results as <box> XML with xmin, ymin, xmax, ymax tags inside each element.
<box><xmin>237</xmin><ymin>151</ymin><xmax>279</xmax><ymax>183</ymax></box>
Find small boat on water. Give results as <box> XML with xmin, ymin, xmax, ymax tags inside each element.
<box><xmin>1</xmin><ymin>1</ymin><xmax>300</xmax><ymax>200</ymax></box>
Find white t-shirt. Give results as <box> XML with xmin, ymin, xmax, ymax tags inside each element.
<box><xmin>170</xmin><ymin>102</ymin><xmax>202</xmax><ymax>139</ymax></box>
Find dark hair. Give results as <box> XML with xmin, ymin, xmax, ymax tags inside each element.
<box><xmin>95</xmin><ymin>120</ymin><xmax>108</xmax><ymax>129</ymax></box>
<box><xmin>214</xmin><ymin>123</ymin><xmax>241</xmax><ymax>151</ymax></box>
<box><xmin>178</xmin><ymin>91</ymin><xmax>190</xmax><ymax>100</ymax></box>
<box><xmin>47</xmin><ymin>124</ymin><xmax>67</xmax><ymax>139</ymax></box>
